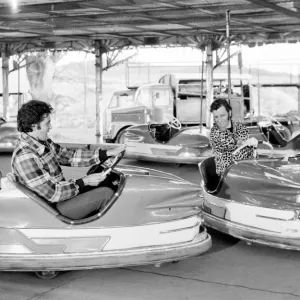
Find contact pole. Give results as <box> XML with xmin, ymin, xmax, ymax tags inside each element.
<box><xmin>226</xmin><ymin>10</ymin><xmax>232</xmax><ymax>104</ymax></box>
<box><xmin>200</xmin><ymin>50</ymin><xmax>204</xmax><ymax>133</ymax></box>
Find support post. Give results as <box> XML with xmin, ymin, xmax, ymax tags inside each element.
<box><xmin>84</xmin><ymin>52</ymin><xmax>87</xmax><ymax>128</ymax></box>
<box><xmin>298</xmin><ymin>66</ymin><xmax>300</xmax><ymax>114</ymax></box>
<box><xmin>205</xmin><ymin>41</ymin><xmax>214</xmax><ymax>129</ymax></box>
<box><xmin>226</xmin><ymin>10</ymin><xmax>232</xmax><ymax>103</ymax></box>
<box><xmin>238</xmin><ymin>49</ymin><xmax>244</xmax><ymax>98</ymax></box>
<box><xmin>18</xmin><ymin>62</ymin><xmax>21</xmax><ymax>110</ymax></box>
<box><xmin>257</xmin><ymin>62</ymin><xmax>261</xmax><ymax>117</ymax></box>
<box><xmin>95</xmin><ymin>40</ymin><xmax>103</xmax><ymax>143</ymax></box>
<box><xmin>1</xmin><ymin>48</ymin><xmax>9</xmax><ymax>120</ymax></box>
<box><xmin>199</xmin><ymin>50</ymin><xmax>204</xmax><ymax>133</ymax></box>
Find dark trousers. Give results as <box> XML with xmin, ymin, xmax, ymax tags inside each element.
<box><xmin>56</xmin><ymin>187</ymin><xmax>114</xmax><ymax>220</ymax></box>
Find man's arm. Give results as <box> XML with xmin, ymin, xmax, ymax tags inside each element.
<box><xmin>52</xmin><ymin>141</ymin><xmax>107</xmax><ymax>167</ymax></box>
<box><xmin>233</xmin><ymin>123</ymin><xmax>257</xmax><ymax>159</ymax></box>
<box><xmin>14</xmin><ymin>152</ymin><xmax>79</xmax><ymax>203</ymax></box>
<box><xmin>236</xmin><ymin>123</ymin><xmax>250</xmax><ymax>142</ymax></box>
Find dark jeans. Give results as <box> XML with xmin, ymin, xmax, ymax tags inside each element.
<box><xmin>56</xmin><ymin>186</ymin><xmax>114</xmax><ymax>220</ymax></box>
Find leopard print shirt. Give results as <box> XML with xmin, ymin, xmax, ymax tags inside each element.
<box><xmin>210</xmin><ymin>121</ymin><xmax>254</xmax><ymax>176</ymax></box>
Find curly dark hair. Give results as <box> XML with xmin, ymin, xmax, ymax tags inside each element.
<box><xmin>17</xmin><ymin>100</ymin><xmax>53</xmax><ymax>133</ymax></box>
<box><xmin>210</xmin><ymin>98</ymin><xmax>232</xmax><ymax>113</ymax></box>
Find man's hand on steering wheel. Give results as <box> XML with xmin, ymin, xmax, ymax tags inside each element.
<box><xmin>87</xmin><ymin>145</ymin><xmax>126</xmax><ymax>178</ymax></box>
<box><xmin>233</xmin><ymin>137</ymin><xmax>258</xmax><ymax>156</ymax></box>
<box><xmin>82</xmin><ymin>172</ymin><xmax>108</xmax><ymax>187</ymax></box>
<box><xmin>236</xmin><ymin>137</ymin><xmax>258</xmax><ymax>148</ymax></box>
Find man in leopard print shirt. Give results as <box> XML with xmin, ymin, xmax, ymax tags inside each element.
<box><xmin>209</xmin><ymin>99</ymin><xmax>258</xmax><ymax>176</ymax></box>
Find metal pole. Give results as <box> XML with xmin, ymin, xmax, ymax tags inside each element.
<box><xmin>95</xmin><ymin>40</ymin><xmax>103</xmax><ymax>143</ymax></box>
<box><xmin>205</xmin><ymin>41</ymin><xmax>214</xmax><ymax>129</ymax></box>
<box><xmin>298</xmin><ymin>65</ymin><xmax>300</xmax><ymax>114</ymax></box>
<box><xmin>238</xmin><ymin>50</ymin><xmax>243</xmax><ymax>97</ymax></box>
<box><xmin>226</xmin><ymin>10</ymin><xmax>232</xmax><ymax>104</ymax></box>
<box><xmin>1</xmin><ymin>48</ymin><xmax>9</xmax><ymax>120</ymax></box>
<box><xmin>125</xmin><ymin>62</ymin><xmax>129</xmax><ymax>87</ymax></box>
<box><xmin>257</xmin><ymin>62</ymin><xmax>261</xmax><ymax>117</ymax></box>
<box><xmin>84</xmin><ymin>52</ymin><xmax>87</xmax><ymax>128</ymax></box>
<box><xmin>18</xmin><ymin>60</ymin><xmax>21</xmax><ymax>110</ymax></box>
<box><xmin>200</xmin><ymin>50</ymin><xmax>204</xmax><ymax>133</ymax></box>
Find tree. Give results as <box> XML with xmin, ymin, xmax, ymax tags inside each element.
<box><xmin>25</xmin><ymin>52</ymin><xmax>65</xmax><ymax>102</ymax></box>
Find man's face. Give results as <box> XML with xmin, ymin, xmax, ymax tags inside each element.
<box><xmin>212</xmin><ymin>105</ymin><xmax>231</xmax><ymax>130</ymax></box>
<box><xmin>33</xmin><ymin>114</ymin><xmax>52</xmax><ymax>141</ymax></box>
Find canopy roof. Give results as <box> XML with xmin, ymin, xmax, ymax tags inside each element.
<box><xmin>0</xmin><ymin>0</ymin><xmax>299</xmax><ymax>53</ymax></box>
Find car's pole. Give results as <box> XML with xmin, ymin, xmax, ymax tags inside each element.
<box><xmin>226</xmin><ymin>10</ymin><xmax>232</xmax><ymax>105</ymax></box>
<box><xmin>200</xmin><ymin>50</ymin><xmax>204</xmax><ymax>133</ymax></box>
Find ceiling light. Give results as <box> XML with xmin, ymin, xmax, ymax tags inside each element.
<box><xmin>11</xmin><ymin>0</ymin><xmax>18</xmax><ymax>12</ymax></box>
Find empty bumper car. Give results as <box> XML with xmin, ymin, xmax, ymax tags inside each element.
<box><xmin>0</xmin><ymin>117</ymin><xmax>19</xmax><ymax>152</ymax></box>
<box><xmin>124</xmin><ymin>115</ymin><xmax>212</xmax><ymax>165</ymax></box>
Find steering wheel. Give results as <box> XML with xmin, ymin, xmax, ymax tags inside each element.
<box><xmin>164</xmin><ymin>114</ymin><xmax>182</xmax><ymax>130</ymax></box>
<box><xmin>233</xmin><ymin>140</ymin><xmax>274</xmax><ymax>158</ymax></box>
<box><xmin>258</xmin><ymin>114</ymin><xmax>286</xmax><ymax>140</ymax></box>
<box><xmin>87</xmin><ymin>150</ymin><xmax>126</xmax><ymax>175</ymax></box>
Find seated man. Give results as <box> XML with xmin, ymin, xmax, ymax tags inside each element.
<box><xmin>209</xmin><ymin>98</ymin><xmax>257</xmax><ymax>176</ymax></box>
<box><xmin>11</xmin><ymin>100</ymin><xmax>125</xmax><ymax>219</ymax></box>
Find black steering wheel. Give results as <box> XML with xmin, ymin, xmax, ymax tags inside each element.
<box><xmin>87</xmin><ymin>150</ymin><xmax>126</xmax><ymax>175</ymax></box>
<box><xmin>164</xmin><ymin>114</ymin><xmax>181</xmax><ymax>130</ymax></box>
<box><xmin>258</xmin><ymin>115</ymin><xmax>286</xmax><ymax>141</ymax></box>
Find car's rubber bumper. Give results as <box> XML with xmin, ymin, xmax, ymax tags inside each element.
<box><xmin>0</xmin><ymin>232</ymin><xmax>212</xmax><ymax>271</ymax></box>
<box><xmin>203</xmin><ymin>212</ymin><xmax>300</xmax><ymax>250</ymax></box>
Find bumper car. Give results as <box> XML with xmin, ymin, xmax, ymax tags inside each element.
<box><xmin>124</xmin><ymin>115</ymin><xmax>212</xmax><ymax>166</ymax></box>
<box><xmin>246</xmin><ymin>115</ymin><xmax>300</xmax><ymax>158</ymax></box>
<box><xmin>199</xmin><ymin>141</ymin><xmax>300</xmax><ymax>250</ymax></box>
<box><xmin>0</xmin><ymin>151</ymin><xmax>211</xmax><ymax>279</ymax></box>
<box><xmin>0</xmin><ymin>117</ymin><xmax>19</xmax><ymax>152</ymax></box>
<box><xmin>123</xmin><ymin>113</ymin><xmax>300</xmax><ymax>166</ymax></box>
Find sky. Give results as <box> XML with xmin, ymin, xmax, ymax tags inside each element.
<box><xmin>58</xmin><ymin>43</ymin><xmax>300</xmax><ymax>67</ymax></box>
<box><xmin>4</xmin><ymin>42</ymin><xmax>300</xmax><ymax>94</ymax></box>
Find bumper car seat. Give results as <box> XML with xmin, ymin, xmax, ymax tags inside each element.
<box><xmin>6</xmin><ymin>172</ymin><xmax>114</xmax><ymax>220</ymax></box>
<box><xmin>200</xmin><ymin>157</ymin><xmax>222</xmax><ymax>194</ymax></box>
<box><xmin>268</xmin><ymin>125</ymin><xmax>287</xmax><ymax>147</ymax></box>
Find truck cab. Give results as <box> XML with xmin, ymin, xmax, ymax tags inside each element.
<box><xmin>103</xmin><ymin>84</ymin><xmax>173</xmax><ymax>143</ymax></box>
<box><xmin>159</xmin><ymin>73</ymin><xmax>251</xmax><ymax>126</ymax></box>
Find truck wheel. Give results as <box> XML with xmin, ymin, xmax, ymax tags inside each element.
<box><xmin>115</xmin><ymin>130</ymin><xmax>126</xmax><ymax>144</ymax></box>
<box><xmin>35</xmin><ymin>271</ymin><xmax>59</xmax><ymax>280</ymax></box>
<box><xmin>170</xmin><ymin>163</ymin><xmax>181</xmax><ymax>168</ymax></box>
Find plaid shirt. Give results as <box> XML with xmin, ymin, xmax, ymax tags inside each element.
<box><xmin>11</xmin><ymin>133</ymin><xmax>106</xmax><ymax>203</ymax></box>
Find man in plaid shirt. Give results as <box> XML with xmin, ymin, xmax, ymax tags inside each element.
<box><xmin>11</xmin><ymin>100</ymin><xmax>125</xmax><ymax>219</ymax></box>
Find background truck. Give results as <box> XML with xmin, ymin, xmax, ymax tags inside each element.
<box><xmin>103</xmin><ymin>73</ymin><xmax>300</xmax><ymax>143</ymax></box>
<box><xmin>159</xmin><ymin>73</ymin><xmax>300</xmax><ymax>139</ymax></box>
<box><xmin>103</xmin><ymin>84</ymin><xmax>173</xmax><ymax>143</ymax></box>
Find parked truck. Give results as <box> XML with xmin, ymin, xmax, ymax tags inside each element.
<box><xmin>102</xmin><ymin>84</ymin><xmax>174</xmax><ymax>143</ymax></box>
<box><xmin>102</xmin><ymin>73</ymin><xmax>300</xmax><ymax>143</ymax></box>
<box><xmin>103</xmin><ymin>73</ymin><xmax>253</xmax><ymax>143</ymax></box>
